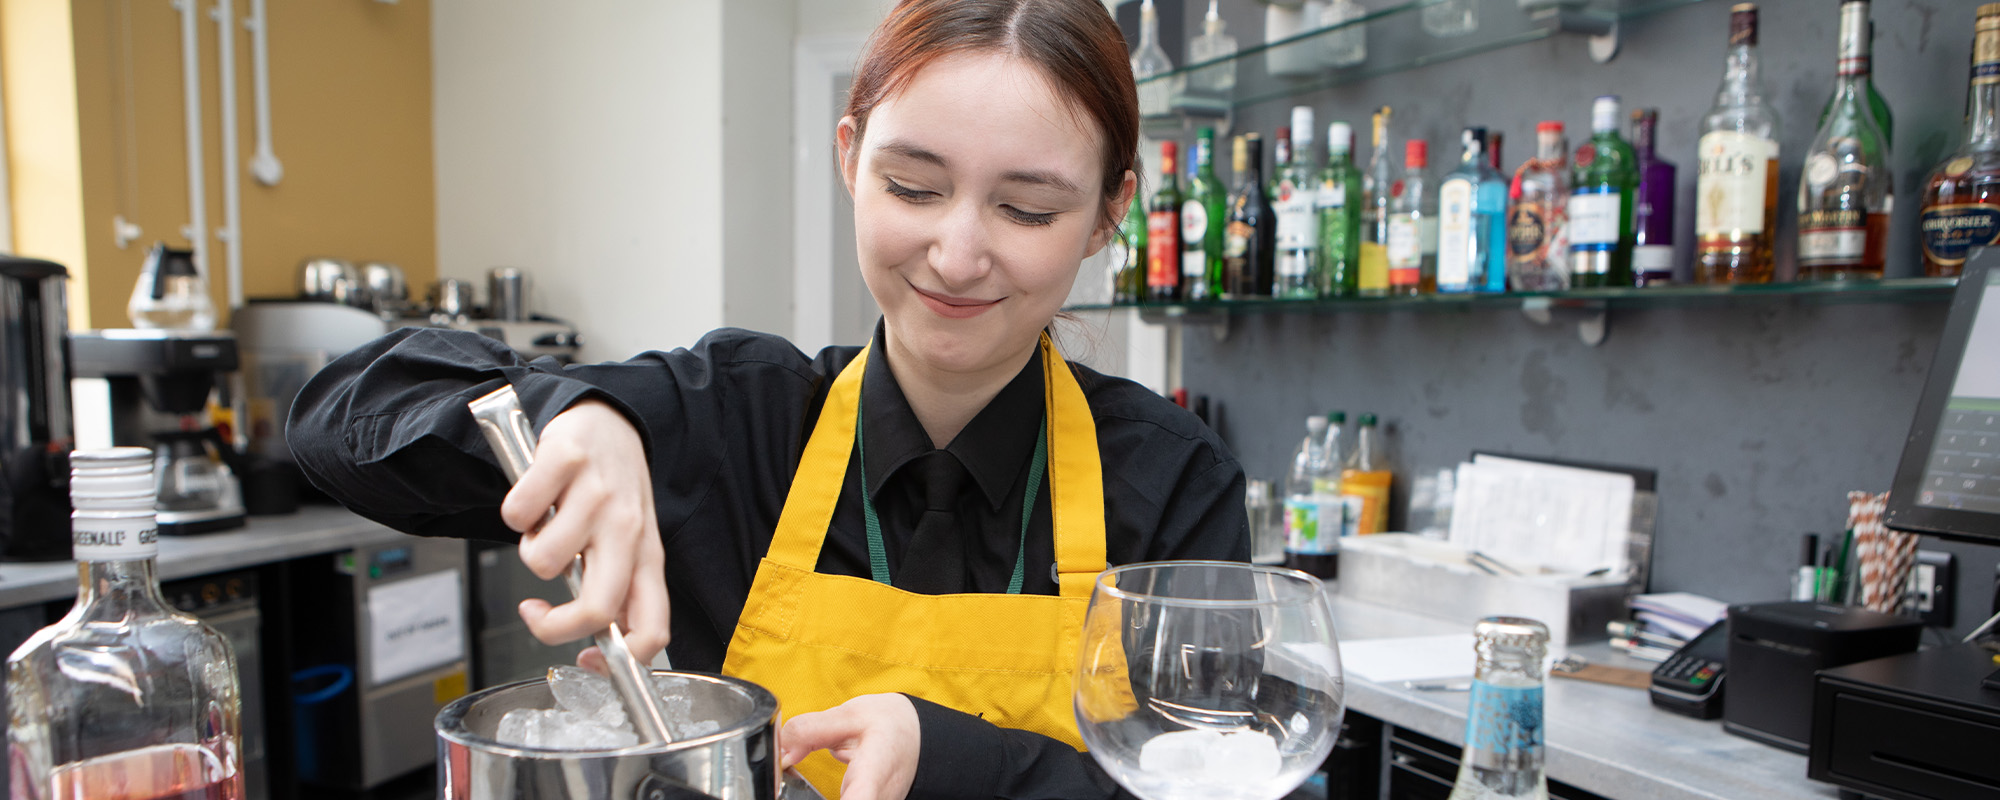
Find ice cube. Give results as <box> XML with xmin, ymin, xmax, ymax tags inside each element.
<box><xmin>652</xmin><ymin>675</ymin><xmax>701</xmax><ymax>738</ymax></box>
<box><xmin>548</xmin><ymin>666</ymin><xmax>631</xmax><ymax>730</ymax></box>
<box><xmin>545</xmin><ymin>710</ymin><xmax>640</xmax><ymax>750</ymax></box>
<box><xmin>496</xmin><ymin>708</ymin><xmax>544</xmax><ymax>747</ymax></box>
<box><xmin>1137</xmin><ymin>729</ymin><xmax>1281</xmax><ymax>782</ymax></box>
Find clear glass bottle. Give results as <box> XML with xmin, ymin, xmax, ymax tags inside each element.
<box><xmin>1284</xmin><ymin>416</ymin><xmax>1340</xmax><ymax>580</ymax></box>
<box><xmin>1446</xmin><ymin>617</ymin><xmax>1552</xmax><ymax>800</ymax></box>
<box><xmin>1570</xmin><ymin>96</ymin><xmax>1639</xmax><ymax>288</ymax></box>
<box><xmin>8</xmin><ymin>448</ymin><xmax>244</xmax><ymax>800</ymax></box>
<box><xmin>128</xmin><ymin>244</ymin><xmax>217</xmax><ymax>331</ymax></box>
<box><xmin>1130</xmin><ymin>0</ymin><xmax>1178</xmax><ymax>117</ymax></box>
<box><xmin>1320</xmin><ymin>0</ymin><xmax>1368</xmax><ymax>67</ymax></box>
<box><xmin>1631</xmin><ymin>109</ymin><xmax>1678</xmax><ymax>286</ymax></box>
<box><xmin>1276</xmin><ymin>107</ymin><xmax>1323</xmax><ymax>298</ymax></box>
<box><xmin>1694</xmin><ymin>4</ymin><xmax>1781</xmax><ymax>284</ymax></box>
<box><xmin>1187</xmin><ymin>0</ymin><xmax>1238</xmax><ymax>96</ymax></box>
<box><xmin>1388</xmin><ymin>140</ymin><xmax>1432</xmax><ymax>296</ymax></box>
<box><xmin>1147</xmin><ymin>140</ymin><xmax>1185</xmax><ymax>302</ymax></box>
<box><xmin>1507</xmin><ymin>121</ymin><xmax>1570</xmax><ymax>291</ymax></box>
<box><xmin>1797</xmin><ymin>0</ymin><xmax>1893</xmax><ymax>280</ymax></box>
<box><xmin>1340</xmin><ymin>413</ymin><xmax>1393</xmax><ymax>535</ymax></box>
<box><xmin>1265</xmin><ymin>2</ymin><xmax>1318</xmax><ymax>78</ymax></box>
<box><xmin>1438</xmin><ymin>128</ymin><xmax>1505</xmax><ymax>294</ymax></box>
<box><xmin>1183</xmin><ymin>127</ymin><xmax>1228</xmax><ymax>302</ymax></box>
<box><xmin>1360</xmin><ymin>107</ymin><xmax>1395</xmax><ymax>296</ymax></box>
<box><xmin>1423</xmin><ymin>0</ymin><xmax>1479</xmax><ymax>38</ymax></box>
<box><xmin>1317</xmin><ymin>122</ymin><xmax>1365</xmax><ymax>297</ymax></box>
<box><xmin>1919</xmin><ymin>4</ymin><xmax>2000</xmax><ymax>277</ymax></box>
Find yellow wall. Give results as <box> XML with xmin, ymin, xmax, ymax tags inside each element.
<box><xmin>5</xmin><ymin>0</ymin><xmax>435</xmax><ymax>329</ymax></box>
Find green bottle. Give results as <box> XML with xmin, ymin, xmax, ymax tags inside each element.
<box><xmin>1315</xmin><ymin>122</ymin><xmax>1364</xmax><ymax>297</ymax></box>
<box><xmin>1182</xmin><ymin>128</ymin><xmax>1228</xmax><ymax>302</ymax></box>
<box><xmin>1568</xmin><ymin>95</ymin><xmax>1639</xmax><ymax>288</ymax></box>
<box><xmin>1116</xmin><ymin>152</ymin><xmax>1148</xmax><ymax>304</ymax></box>
<box><xmin>1816</xmin><ymin>10</ymin><xmax>1892</xmax><ymax>150</ymax></box>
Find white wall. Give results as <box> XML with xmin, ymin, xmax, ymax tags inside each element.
<box><xmin>721</xmin><ymin>0</ymin><xmax>796</xmax><ymax>340</ymax></box>
<box><xmin>431</xmin><ymin>0</ymin><xmax>725</xmax><ymax>362</ymax></box>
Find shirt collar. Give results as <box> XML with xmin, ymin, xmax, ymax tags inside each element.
<box><xmin>861</xmin><ymin>323</ymin><xmax>1046</xmax><ymax>512</ymax></box>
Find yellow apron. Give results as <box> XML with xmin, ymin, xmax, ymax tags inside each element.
<box><xmin>721</xmin><ymin>335</ymin><xmax>1106</xmax><ymax>798</ymax></box>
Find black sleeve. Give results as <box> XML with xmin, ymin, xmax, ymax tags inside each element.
<box><xmin>906</xmin><ymin>696</ymin><xmax>1131</xmax><ymax>800</ymax></box>
<box><xmin>1146</xmin><ymin>457</ymin><xmax>1251</xmax><ymax>563</ymax></box>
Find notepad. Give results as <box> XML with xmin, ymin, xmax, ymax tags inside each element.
<box><xmin>1339</xmin><ymin>634</ymin><xmax>1477</xmax><ymax>684</ymax></box>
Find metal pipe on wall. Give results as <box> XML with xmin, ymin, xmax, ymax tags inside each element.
<box><xmin>213</xmin><ymin>0</ymin><xmax>243</xmax><ymax>309</ymax></box>
<box><xmin>245</xmin><ymin>0</ymin><xmax>282</xmax><ymax>186</ymax></box>
<box><xmin>175</xmin><ymin>0</ymin><xmax>208</xmax><ymax>289</ymax></box>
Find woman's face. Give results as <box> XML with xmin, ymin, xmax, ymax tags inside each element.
<box><xmin>839</xmin><ymin>51</ymin><xmax>1133</xmax><ymax>379</ymax></box>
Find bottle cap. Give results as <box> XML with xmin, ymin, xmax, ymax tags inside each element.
<box><xmin>1291</xmin><ymin>106</ymin><xmax>1317</xmax><ymax>145</ymax></box>
<box><xmin>1592</xmin><ymin>96</ymin><xmax>1620</xmax><ymax>133</ymax></box>
<box><xmin>1536</xmin><ymin>120</ymin><xmax>1564</xmax><ymax>134</ymax></box>
<box><xmin>1473</xmin><ymin>616</ymin><xmax>1551</xmax><ymax>661</ymax></box>
<box><xmin>1404</xmin><ymin>140</ymin><xmax>1427</xmax><ymax>168</ymax></box>
<box><xmin>1730</xmin><ymin>4</ymin><xmax>1758</xmax><ymax>46</ymax></box>
<box><xmin>70</xmin><ymin>447</ymin><xmax>159</xmax><ymax>562</ymax></box>
<box><xmin>1276</xmin><ymin>127</ymin><xmax>1291</xmax><ymax>146</ymax></box>
<box><xmin>1358</xmin><ymin>412</ymin><xmax>1378</xmax><ymax>426</ymax></box>
<box><xmin>1307</xmin><ymin>416</ymin><xmax>1328</xmax><ymax>435</ymax></box>
<box><xmin>1982</xmin><ymin>2</ymin><xmax>2000</xmax><ymax>19</ymax></box>
<box><xmin>1462</xmin><ymin>126</ymin><xmax>1487</xmax><ymax>154</ymax></box>
<box><xmin>1328</xmin><ymin>122</ymin><xmax>1354</xmax><ymax>152</ymax></box>
<box><xmin>1198</xmin><ymin>126</ymin><xmax>1216</xmax><ymax>142</ymax></box>
<box><xmin>1159</xmin><ymin>140</ymin><xmax>1177</xmax><ymax>171</ymax></box>
<box><xmin>1327</xmin><ymin>410</ymin><xmax>1347</xmax><ymax>424</ymax></box>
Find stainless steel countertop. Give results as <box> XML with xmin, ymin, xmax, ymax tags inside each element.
<box><xmin>0</xmin><ymin>504</ymin><xmax>419</xmax><ymax>609</ymax></box>
<box><xmin>1330</xmin><ymin>595</ymin><xmax>1839</xmax><ymax>800</ymax></box>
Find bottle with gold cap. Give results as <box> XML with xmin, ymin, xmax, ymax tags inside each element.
<box><xmin>1446</xmin><ymin>617</ymin><xmax>1552</xmax><ymax>800</ymax></box>
<box><xmin>1694</xmin><ymin>3</ymin><xmax>1781</xmax><ymax>284</ymax></box>
<box><xmin>1919</xmin><ymin>3</ymin><xmax>2000</xmax><ymax>276</ymax></box>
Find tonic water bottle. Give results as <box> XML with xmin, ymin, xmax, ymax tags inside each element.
<box><xmin>1446</xmin><ymin>617</ymin><xmax>1551</xmax><ymax>800</ymax></box>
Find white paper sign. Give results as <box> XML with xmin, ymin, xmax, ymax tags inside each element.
<box><xmin>1447</xmin><ymin>456</ymin><xmax>1635</xmax><ymax>576</ymax></box>
<box><xmin>366</xmin><ymin>569</ymin><xmax>465</xmax><ymax>685</ymax></box>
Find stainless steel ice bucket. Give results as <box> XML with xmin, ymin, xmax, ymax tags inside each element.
<box><xmin>436</xmin><ymin>671</ymin><xmax>780</xmax><ymax>800</ymax></box>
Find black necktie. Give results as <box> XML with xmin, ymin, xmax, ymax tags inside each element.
<box><xmin>896</xmin><ymin>451</ymin><xmax>966</xmax><ymax>594</ymax></box>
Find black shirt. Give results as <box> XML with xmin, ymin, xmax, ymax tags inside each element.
<box><xmin>288</xmin><ymin>325</ymin><xmax>1249</xmax><ymax>800</ymax></box>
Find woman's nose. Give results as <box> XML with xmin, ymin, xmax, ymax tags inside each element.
<box><xmin>927</xmin><ymin>201</ymin><xmax>994</xmax><ymax>288</ymax></box>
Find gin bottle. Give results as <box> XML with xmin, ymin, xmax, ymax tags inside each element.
<box><xmin>1797</xmin><ymin>0</ymin><xmax>1892</xmax><ymax>280</ymax></box>
<box><xmin>1507</xmin><ymin>122</ymin><xmax>1570</xmax><ymax>292</ymax></box>
<box><xmin>1438</xmin><ymin>127</ymin><xmax>1505</xmax><ymax>293</ymax></box>
<box><xmin>1694</xmin><ymin>4</ymin><xmax>1781</xmax><ymax>284</ymax></box>
<box><xmin>8</xmin><ymin>448</ymin><xmax>244</xmax><ymax>800</ymax></box>
<box><xmin>1276</xmin><ymin>108</ymin><xmax>1323</xmax><ymax>298</ymax></box>
<box><xmin>1570</xmin><ymin>96</ymin><xmax>1638</xmax><ymax>288</ymax></box>
<box><xmin>1388</xmin><ymin>139</ymin><xmax>1431</xmax><ymax>296</ymax></box>
<box><xmin>1317</xmin><ymin>122</ymin><xmax>1365</xmax><ymax>297</ymax></box>
<box><xmin>1446</xmin><ymin>617</ymin><xmax>1552</xmax><ymax>800</ymax></box>
<box><xmin>1919</xmin><ymin>4</ymin><xmax>2000</xmax><ymax>276</ymax></box>
<box><xmin>1631</xmin><ymin>109</ymin><xmax>1678</xmax><ymax>286</ymax></box>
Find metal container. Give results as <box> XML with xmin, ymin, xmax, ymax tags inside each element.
<box><xmin>299</xmin><ymin>258</ymin><xmax>367</xmax><ymax>307</ymax></box>
<box><xmin>0</xmin><ymin>255</ymin><xmax>73</xmax><ymax>561</ymax></box>
<box><xmin>361</xmin><ymin>261</ymin><xmax>409</xmax><ymax>316</ymax></box>
<box><xmin>436</xmin><ymin>671</ymin><xmax>780</xmax><ymax>800</ymax></box>
<box><xmin>432</xmin><ymin>278</ymin><xmax>477</xmax><ymax>320</ymax></box>
<box><xmin>489</xmin><ymin>267</ymin><xmax>528</xmax><ymax>322</ymax></box>
<box><xmin>1335</xmin><ymin>533</ymin><xmax>1631</xmax><ymax>647</ymax></box>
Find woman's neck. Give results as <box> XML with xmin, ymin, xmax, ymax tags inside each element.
<box><xmin>882</xmin><ymin>333</ymin><xmax>1040</xmax><ymax>449</ymax></box>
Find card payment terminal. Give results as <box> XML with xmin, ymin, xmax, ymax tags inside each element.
<box><xmin>1650</xmin><ymin>620</ymin><xmax>1728</xmax><ymax>719</ymax></box>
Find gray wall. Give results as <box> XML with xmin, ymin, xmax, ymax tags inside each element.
<box><xmin>1171</xmin><ymin>0</ymin><xmax>1998</xmax><ymax>638</ymax></box>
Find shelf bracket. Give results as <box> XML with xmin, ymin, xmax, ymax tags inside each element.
<box><xmin>1527</xmin><ymin>6</ymin><xmax>1620</xmax><ymax>63</ymax></box>
<box><xmin>1520</xmin><ymin>297</ymin><xmax>1609</xmax><ymax>346</ymax></box>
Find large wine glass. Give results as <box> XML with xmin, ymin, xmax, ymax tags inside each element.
<box><xmin>1075</xmin><ymin>561</ymin><xmax>1345</xmax><ymax>800</ymax></box>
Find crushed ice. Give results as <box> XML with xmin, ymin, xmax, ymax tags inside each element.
<box><xmin>492</xmin><ymin>667</ymin><xmax>718</xmax><ymax>750</ymax></box>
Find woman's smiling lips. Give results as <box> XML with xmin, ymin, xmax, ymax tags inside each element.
<box><xmin>911</xmin><ymin>282</ymin><xmax>1002</xmax><ymax>319</ymax></box>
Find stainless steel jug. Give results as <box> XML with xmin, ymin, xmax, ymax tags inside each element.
<box><xmin>437</xmin><ymin>671</ymin><xmax>786</xmax><ymax>800</ymax></box>
<box><xmin>0</xmin><ymin>256</ymin><xmax>73</xmax><ymax>561</ymax></box>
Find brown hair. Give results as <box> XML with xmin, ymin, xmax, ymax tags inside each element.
<box><xmin>845</xmin><ymin>0</ymin><xmax>1139</xmax><ymax>227</ymax></box>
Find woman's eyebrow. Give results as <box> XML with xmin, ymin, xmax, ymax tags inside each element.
<box><xmin>876</xmin><ymin>139</ymin><xmax>948</xmax><ymax>167</ymax></box>
<box><xmin>876</xmin><ymin>137</ymin><xmax>1083</xmax><ymax>196</ymax></box>
<box><xmin>1001</xmin><ymin>169</ymin><xmax>1083</xmax><ymax>196</ymax></box>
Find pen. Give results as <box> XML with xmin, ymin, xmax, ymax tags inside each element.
<box><xmin>1403</xmin><ymin>680</ymin><xmax>1471</xmax><ymax>691</ymax></box>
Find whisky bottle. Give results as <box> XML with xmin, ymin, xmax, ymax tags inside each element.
<box><xmin>1919</xmin><ymin>4</ymin><xmax>2000</xmax><ymax>276</ymax></box>
<box><xmin>1797</xmin><ymin>0</ymin><xmax>1892</xmax><ymax>280</ymax></box>
<box><xmin>1694</xmin><ymin>4</ymin><xmax>1781</xmax><ymax>284</ymax></box>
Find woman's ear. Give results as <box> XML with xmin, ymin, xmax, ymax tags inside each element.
<box><xmin>1087</xmin><ymin>170</ymin><xmax>1140</xmax><ymax>256</ymax></box>
<box><xmin>836</xmin><ymin>116</ymin><xmax>861</xmax><ymax>198</ymax></box>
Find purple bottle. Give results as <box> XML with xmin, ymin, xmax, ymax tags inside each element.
<box><xmin>1630</xmin><ymin>109</ymin><xmax>1677</xmax><ymax>286</ymax></box>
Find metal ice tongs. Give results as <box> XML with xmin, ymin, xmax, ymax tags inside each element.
<box><xmin>468</xmin><ymin>385</ymin><xmax>676</xmax><ymax>744</ymax></box>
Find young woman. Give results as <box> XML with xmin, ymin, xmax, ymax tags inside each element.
<box><xmin>289</xmin><ymin>1</ymin><xmax>1248</xmax><ymax>798</ymax></box>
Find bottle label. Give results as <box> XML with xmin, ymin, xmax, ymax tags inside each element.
<box><xmin>1633</xmin><ymin>244</ymin><xmax>1674</xmax><ymax>276</ymax></box>
<box><xmin>1283</xmin><ymin>497</ymin><xmax>1342</xmax><ymax>555</ymax></box>
<box><xmin>1225</xmin><ymin>221</ymin><xmax>1252</xmax><ymax>259</ymax></box>
<box><xmin>1696</xmin><ymin>132</ymin><xmax>1775</xmax><ymax>235</ymax></box>
<box><xmin>1387</xmin><ymin>217</ymin><xmax>1421</xmax><ymax>285</ymax></box>
<box><xmin>1182</xmin><ymin>200</ymin><xmax>1209</xmax><ymax>247</ymax></box>
<box><xmin>1507</xmin><ymin>204</ymin><xmax>1548</xmax><ymax>260</ymax></box>
<box><xmin>1920</xmin><ymin>203</ymin><xmax>2000</xmax><ymax>268</ymax></box>
<box><xmin>74</xmin><ymin>516</ymin><xmax>159</xmax><ymax>562</ymax></box>
<box><xmin>1339</xmin><ymin>470</ymin><xmax>1392</xmax><ymax>534</ymax></box>
<box><xmin>1316</xmin><ymin>181</ymin><xmax>1347</xmax><ymax>209</ymax></box>
<box><xmin>1465</xmin><ymin>681</ymin><xmax>1545</xmax><ymax>756</ymax></box>
<box><xmin>1147</xmin><ymin>210</ymin><xmax>1181</xmax><ymax>289</ymax></box>
<box><xmin>1437</xmin><ymin>178</ymin><xmax>1475</xmax><ymax>288</ymax></box>
<box><xmin>1358</xmin><ymin>242</ymin><xmax>1390</xmax><ymax>291</ymax></box>
<box><xmin>1799</xmin><ymin>208</ymin><xmax>1866</xmax><ymax>265</ymax></box>
<box><xmin>1568</xmin><ymin>190</ymin><xmax>1622</xmax><ymax>248</ymax></box>
<box><xmin>1275</xmin><ymin>181</ymin><xmax>1320</xmax><ymax>252</ymax></box>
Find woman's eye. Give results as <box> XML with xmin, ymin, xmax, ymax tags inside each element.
<box><xmin>884</xmin><ymin>178</ymin><xmax>935</xmax><ymax>202</ymax></box>
<box><xmin>1005</xmin><ymin>206</ymin><xmax>1058</xmax><ymax>227</ymax></box>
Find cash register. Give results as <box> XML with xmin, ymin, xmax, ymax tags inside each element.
<box><xmin>1805</xmin><ymin>247</ymin><xmax>2000</xmax><ymax>800</ymax></box>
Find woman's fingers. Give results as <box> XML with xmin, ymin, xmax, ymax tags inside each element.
<box><xmin>780</xmin><ymin>694</ymin><xmax>921</xmax><ymax>800</ymax></box>
<box><xmin>620</xmin><ymin>531</ymin><xmax>672</xmax><ymax>663</ymax></box>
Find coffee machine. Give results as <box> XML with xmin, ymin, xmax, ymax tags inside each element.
<box><xmin>0</xmin><ymin>256</ymin><xmax>74</xmax><ymax>561</ymax></box>
<box><xmin>69</xmin><ymin>329</ymin><xmax>246</xmax><ymax>534</ymax></box>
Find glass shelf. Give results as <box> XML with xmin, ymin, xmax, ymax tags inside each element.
<box><xmin>1069</xmin><ymin>277</ymin><xmax>1959</xmax><ymax>320</ymax></box>
<box><xmin>1137</xmin><ymin>0</ymin><xmax>1706</xmax><ymax>118</ymax></box>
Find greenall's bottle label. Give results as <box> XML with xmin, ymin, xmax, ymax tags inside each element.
<box><xmin>73</xmin><ymin>517</ymin><xmax>159</xmax><ymax>562</ymax></box>
<box><xmin>1465</xmin><ymin>682</ymin><xmax>1544</xmax><ymax>755</ymax></box>
<box><xmin>1921</xmin><ymin>204</ymin><xmax>2000</xmax><ymax>268</ymax></box>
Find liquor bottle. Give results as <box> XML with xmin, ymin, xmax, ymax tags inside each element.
<box><xmin>1478</xmin><ymin>132</ymin><xmax>1510</xmax><ymax>292</ymax></box>
<box><xmin>1631</xmin><ymin>109</ymin><xmax>1678</xmax><ymax>286</ymax></box>
<box><xmin>1284</xmin><ymin>416</ymin><xmax>1341</xmax><ymax>580</ymax></box>
<box><xmin>1187</xmin><ymin>0</ymin><xmax>1238</xmax><ymax>96</ymax></box>
<box><xmin>1489</xmin><ymin>132</ymin><xmax>1504</xmax><ymax>172</ymax></box>
<box><xmin>1445</xmin><ymin>617</ymin><xmax>1552</xmax><ymax>800</ymax></box>
<box><xmin>1694</xmin><ymin>4</ymin><xmax>1781</xmax><ymax>284</ymax></box>
<box><xmin>1320</xmin><ymin>0</ymin><xmax>1367</xmax><ymax>67</ymax></box>
<box><xmin>1317</xmin><ymin>122</ymin><xmax>1365</xmax><ymax>297</ymax></box>
<box><xmin>1339</xmin><ymin>413</ymin><xmax>1392</xmax><ymax>535</ymax></box>
<box><xmin>1570</xmin><ymin>96</ymin><xmax>1638</xmax><ymax>288</ymax></box>
<box><xmin>1438</xmin><ymin>128</ymin><xmax>1506</xmax><ymax>293</ymax></box>
<box><xmin>1508</xmin><ymin>122</ymin><xmax>1570</xmax><ymax>291</ymax></box>
<box><xmin>1277</xmin><ymin>108</ymin><xmax>1323</xmax><ymax>298</ymax></box>
<box><xmin>1130</xmin><ymin>0</ymin><xmax>1177</xmax><ymax>117</ymax></box>
<box><xmin>1115</xmin><ymin>152</ymin><xmax>1148</xmax><ymax>304</ymax></box>
<box><xmin>1147</xmin><ymin>140</ymin><xmax>1185</xmax><ymax>302</ymax></box>
<box><xmin>1360</xmin><ymin>107</ymin><xmax>1395</xmax><ymax>296</ymax></box>
<box><xmin>1388</xmin><ymin>140</ymin><xmax>1431</xmax><ymax>296</ymax></box>
<box><xmin>1920</xmin><ymin>4</ymin><xmax>2000</xmax><ymax>277</ymax></box>
<box><xmin>1225</xmin><ymin>134</ymin><xmax>1277</xmax><ymax>297</ymax></box>
<box><xmin>1798</xmin><ymin>0</ymin><xmax>1893</xmax><ymax>281</ymax></box>
<box><xmin>1817</xmin><ymin>13</ymin><xmax>1893</xmax><ymax>150</ymax></box>
<box><xmin>1183</xmin><ymin>128</ymin><xmax>1228</xmax><ymax>301</ymax></box>
<box><xmin>8</xmin><ymin>448</ymin><xmax>245</xmax><ymax>800</ymax></box>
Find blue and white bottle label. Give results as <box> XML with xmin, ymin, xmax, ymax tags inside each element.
<box><xmin>1568</xmin><ymin>190</ymin><xmax>1621</xmax><ymax>248</ymax></box>
<box><xmin>1465</xmin><ymin>681</ymin><xmax>1544</xmax><ymax>756</ymax></box>
<box><xmin>73</xmin><ymin>516</ymin><xmax>159</xmax><ymax>562</ymax></box>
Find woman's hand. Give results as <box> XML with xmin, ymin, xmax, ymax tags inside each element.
<box><xmin>500</xmin><ymin>398</ymin><xmax>670</xmax><ymax>664</ymax></box>
<box><xmin>781</xmin><ymin>694</ymin><xmax>922</xmax><ymax>800</ymax></box>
